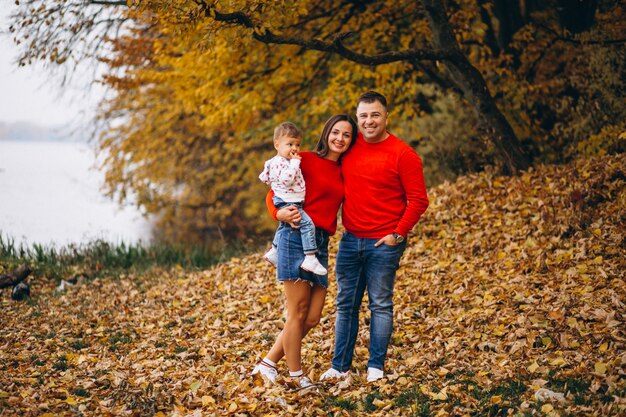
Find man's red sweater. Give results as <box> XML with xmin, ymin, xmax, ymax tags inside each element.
<box><xmin>266</xmin><ymin>152</ymin><xmax>344</xmax><ymax>235</ymax></box>
<box><xmin>341</xmin><ymin>132</ymin><xmax>429</xmax><ymax>238</ymax></box>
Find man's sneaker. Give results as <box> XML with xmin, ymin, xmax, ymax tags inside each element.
<box><xmin>251</xmin><ymin>362</ymin><xmax>278</xmax><ymax>384</ymax></box>
<box><xmin>300</xmin><ymin>256</ymin><xmax>327</xmax><ymax>275</ymax></box>
<box><xmin>319</xmin><ymin>367</ymin><xmax>349</xmax><ymax>381</ymax></box>
<box><xmin>263</xmin><ymin>247</ymin><xmax>278</xmax><ymax>267</ymax></box>
<box><xmin>367</xmin><ymin>367</ymin><xmax>384</xmax><ymax>382</ymax></box>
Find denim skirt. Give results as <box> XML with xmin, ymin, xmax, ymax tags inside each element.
<box><xmin>276</xmin><ymin>224</ymin><xmax>329</xmax><ymax>288</ymax></box>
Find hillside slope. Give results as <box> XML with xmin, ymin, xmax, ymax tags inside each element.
<box><xmin>1</xmin><ymin>154</ymin><xmax>624</xmax><ymax>416</ymax></box>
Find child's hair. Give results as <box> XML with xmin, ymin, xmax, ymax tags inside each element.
<box><xmin>274</xmin><ymin>122</ymin><xmax>302</xmax><ymax>141</ymax></box>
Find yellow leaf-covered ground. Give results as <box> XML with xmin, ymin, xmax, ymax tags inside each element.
<box><xmin>1</xmin><ymin>155</ymin><xmax>624</xmax><ymax>416</ymax></box>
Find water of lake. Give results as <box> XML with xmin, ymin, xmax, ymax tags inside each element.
<box><xmin>0</xmin><ymin>141</ymin><xmax>153</xmax><ymax>246</ymax></box>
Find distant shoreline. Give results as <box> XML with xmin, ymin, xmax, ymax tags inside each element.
<box><xmin>0</xmin><ymin>121</ymin><xmax>84</xmax><ymax>142</ymax></box>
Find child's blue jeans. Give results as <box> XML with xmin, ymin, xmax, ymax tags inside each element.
<box><xmin>271</xmin><ymin>196</ymin><xmax>317</xmax><ymax>254</ymax></box>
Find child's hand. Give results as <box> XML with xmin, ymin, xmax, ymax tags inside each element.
<box><xmin>291</xmin><ymin>150</ymin><xmax>301</xmax><ymax>160</ymax></box>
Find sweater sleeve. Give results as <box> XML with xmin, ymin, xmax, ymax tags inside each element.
<box><xmin>265</xmin><ymin>190</ymin><xmax>278</xmax><ymax>221</ymax></box>
<box><xmin>275</xmin><ymin>158</ymin><xmax>302</xmax><ymax>187</ymax></box>
<box><xmin>394</xmin><ymin>150</ymin><xmax>429</xmax><ymax>236</ymax></box>
<box><xmin>259</xmin><ymin>160</ymin><xmax>271</xmax><ymax>185</ymax></box>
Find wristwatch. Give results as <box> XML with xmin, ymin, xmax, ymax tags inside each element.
<box><xmin>392</xmin><ymin>232</ymin><xmax>405</xmax><ymax>244</ymax></box>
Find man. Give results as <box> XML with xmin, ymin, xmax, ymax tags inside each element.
<box><xmin>320</xmin><ymin>91</ymin><xmax>429</xmax><ymax>382</ymax></box>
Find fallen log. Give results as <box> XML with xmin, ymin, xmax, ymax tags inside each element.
<box><xmin>0</xmin><ymin>264</ymin><xmax>32</xmax><ymax>289</ymax></box>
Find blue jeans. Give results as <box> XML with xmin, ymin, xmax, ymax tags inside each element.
<box><xmin>271</xmin><ymin>196</ymin><xmax>317</xmax><ymax>254</ymax></box>
<box><xmin>332</xmin><ymin>231</ymin><xmax>407</xmax><ymax>372</ymax></box>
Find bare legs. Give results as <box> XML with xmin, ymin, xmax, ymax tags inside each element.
<box><xmin>264</xmin><ymin>282</ymin><xmax>327</xmax><ymax>372</ymax></box>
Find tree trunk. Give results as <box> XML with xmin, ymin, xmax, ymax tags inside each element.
<box><xmin>447</xmin><ymin>52</ymin><xmax>531</xmax><ymax>174</ymax></box>
<box><xmin>492</xmin><ymin>0</ymin><xmax>525</xmax><ymax>51</ymax></box>
<box><xmin>557</xmin><ymin>0</ymin><xmax>598</xmax><ymax>34</ymax></box>
<box><xmin>422</xmin><ymin>0</ymin><xmax>530</xmax><ymax>174</ymax></box>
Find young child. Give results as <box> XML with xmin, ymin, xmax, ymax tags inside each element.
<box><xmin>259</xmin><ymin>122</ymin><xmax>327</xmax><ymax>275</ymax></box>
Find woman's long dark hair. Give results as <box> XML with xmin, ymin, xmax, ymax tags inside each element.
<box><xmin>314</xmin><ymin>114</ymin><xmax>358</xmax><ymax>159</ymax></box>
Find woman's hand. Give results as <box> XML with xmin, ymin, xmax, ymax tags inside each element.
<box><xmin>276</xmin><ymin>206</ymin><xmax>302</xmax><ymax>228</ymax></box>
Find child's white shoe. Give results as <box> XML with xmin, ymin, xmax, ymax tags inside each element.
<box><xmin>300</xmin><ymin>255</ymin><xmax>327</xmax><ymax>275</ymax></box>
<box><xmin>263</xmin><ymin>246</ymin><xmax>278</xmax><ymax>267</ymax></box>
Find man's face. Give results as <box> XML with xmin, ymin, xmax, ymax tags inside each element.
<box><xmin>274</xmin><ymin>135</ymin><xmax>301</xmax><ymax>159</ymax></box>
<box><xmin>356</xmin><ymin>100</ymin><xmax>388</xmax><ymax>143</ymax></box>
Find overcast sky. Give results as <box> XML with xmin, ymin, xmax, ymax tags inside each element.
<box><xmin>0</xmin><ymin>4</ymin><xmax>103</xmax><ymax>128</ymax></box>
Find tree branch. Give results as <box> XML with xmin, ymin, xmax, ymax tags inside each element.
<box><xmin>538</xmin><ymin>23</ymin><xmax>626</xmax><ymax>46</ymax></box>
<box><xmin>198</xmin><ymin>2</ymin><xmax>453</xmax><ymax>65</ymax></box>
<box><xmin>89</xmin><ymin>0</ymin><xmax>127</xmax><ymax>5</ymax></box>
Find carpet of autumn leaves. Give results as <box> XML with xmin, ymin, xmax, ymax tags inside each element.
<box><xmin>1</xmin><ymin>154</ymin><xmax>624</xmax><ymax>417</ymax></box>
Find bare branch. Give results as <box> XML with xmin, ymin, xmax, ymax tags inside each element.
<box><xmin>89</xmin><ymin>0</ymin><xmax>128</xmax><ymax>5</ymax></box>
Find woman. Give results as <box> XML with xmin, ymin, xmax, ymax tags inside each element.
<box><xmin>252</xmin><ymin>114</ymin><xmax>357</xmax><ymax>390</ymax></box>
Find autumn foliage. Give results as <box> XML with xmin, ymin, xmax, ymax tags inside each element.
<box><xmin>8</xmin><ymin>0</ymin><xmax>626</xmax><ymax>243</ymax></box>
<box><xmin>1</xmin><ymin>154</ymin><xmax>624</xmax><ymax>416</ymax></box>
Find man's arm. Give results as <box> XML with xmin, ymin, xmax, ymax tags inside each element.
<box><xmin>374</xmin><ymin>149</ymin><xmax>429</xmax><ymax>246</ymax></box>
<box><xmin>395</xmin><ymin>150</ymin><xmax>429</xmax><ymax>235</ymax></box>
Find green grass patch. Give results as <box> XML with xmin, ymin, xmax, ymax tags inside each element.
<box><xmin>323</xmin><ymin>396</ymin><xmax>358</xmax><ymax>411</ymax></box>
<box><xmin>53</xmin><ymin>355</ymin><xmax>69</xmax><ymax>371</ymax></box>
<box><xmin>174</xmin><ymin>346</ymin><xmax>187</xmax><ymax>354</ymax></box>
<box><xmin>0</xmin><ymin>234</ymin><xmax>254</xmax><ymax>281</ymax></box>
<box><xmin>108</xmin><ymin>330</ymin><xmax>135</xmax><ymax>352</ymax></box>
<box><xmin>393</xmin><ymin>386</ymin><xmax>431</xmax><ymax>416</ymax></box>
<box><xmin>489</xmin><ymin>379</ymin><xmax>527</xmax><ymax>398</ymax></box>
<box><xmin>363</xmin><ymin>390</ymin><xmax>382</xmax><ymax>412</ymax></box>
<box><xmin>29</xmin><ymin>355</ymin><xmax>45</xmax><ymax>367</ymax></box>
<box><xmin>548</xmin><ymin>376</ymin><xmax>590</xmax><ymax>395</ymax></box>
<box><xmin>69</xmin><ymin>339</ymin><xmax>89</xmax><ymax>351</ymax></box>
<box><xmin>546</xmin><ymin>376</ymin><xmax>593</xmax><ymax>406</ymax></box>
<box><xmin>73</xmin><ymin>387</ymin><xmax>90</xmax><ymax>398</ymax></box>
<box><xmin>467</xmin><ymin>378</ymin><xmax>527</xmax><ymax>417</ymax></box>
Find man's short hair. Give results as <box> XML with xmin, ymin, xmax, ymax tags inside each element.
<box><xmin>356</xmin><ymin>91</ymin><xmax>387</xmax><ymax>109</ymax></box>
<box><xmin>274</xmin><ymin>122</ymin><xmax>302</xmax><ymax>141</ymax></box>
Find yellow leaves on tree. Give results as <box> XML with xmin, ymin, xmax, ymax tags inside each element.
<box><xmin>96</xmin><ymin>0</ymin><xmax>442</xmax><ymax>243</ymax></box>
<box><xmin>10</xmin><ymin>1</ymin><xmax>624</xmax><ymax>241</ymax></box>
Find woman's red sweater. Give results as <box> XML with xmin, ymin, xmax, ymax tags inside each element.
<box><xmin>265</xmin><ymin>152</ymin><xmax>343</xmax><ymax>235</ymax></box>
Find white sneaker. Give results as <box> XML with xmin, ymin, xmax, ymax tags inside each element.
<box><xmin>252</xmin><ymin>362</ymin><xmax>278</xmax><ymax>383</ymax></box>
<box><xmin>263</xmin><ymin>247</ymin><xmax>278</xmax><ymax>267</ymax></box>
<box><xmin>295</xmin><ymin>376</ymin><xmax>318</xmax><ymax>392</ymax></box>
<box><xmin>300</xmin><ymin>255</ymin><xmax>327</xmax><ymax>275</ymax></box>
<box><xmin>319</xmin><ymin>367</ymin><xmax>349</xmax><ymax>381</ymax></box>
<box><xmin>367</xmin><ymin>367</ymin><xmax>384</xmax><ymax>382</ymax></box>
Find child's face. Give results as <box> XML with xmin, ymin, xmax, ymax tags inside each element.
<box><xmin>274</xmin><ymin>135</ymin><xmax>301</xmax><ymax>159</ymax></box>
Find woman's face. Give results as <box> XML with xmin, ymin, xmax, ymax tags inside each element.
<box><xmin>326</xmin><ymin>120</ymin><xmax>353</xmax><ymax>159</ymax></box>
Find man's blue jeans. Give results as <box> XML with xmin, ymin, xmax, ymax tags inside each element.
<box><xmin>331</xmin><ymin>231</ymin><xmax>407</xmax><ymax>372</ymax></box>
